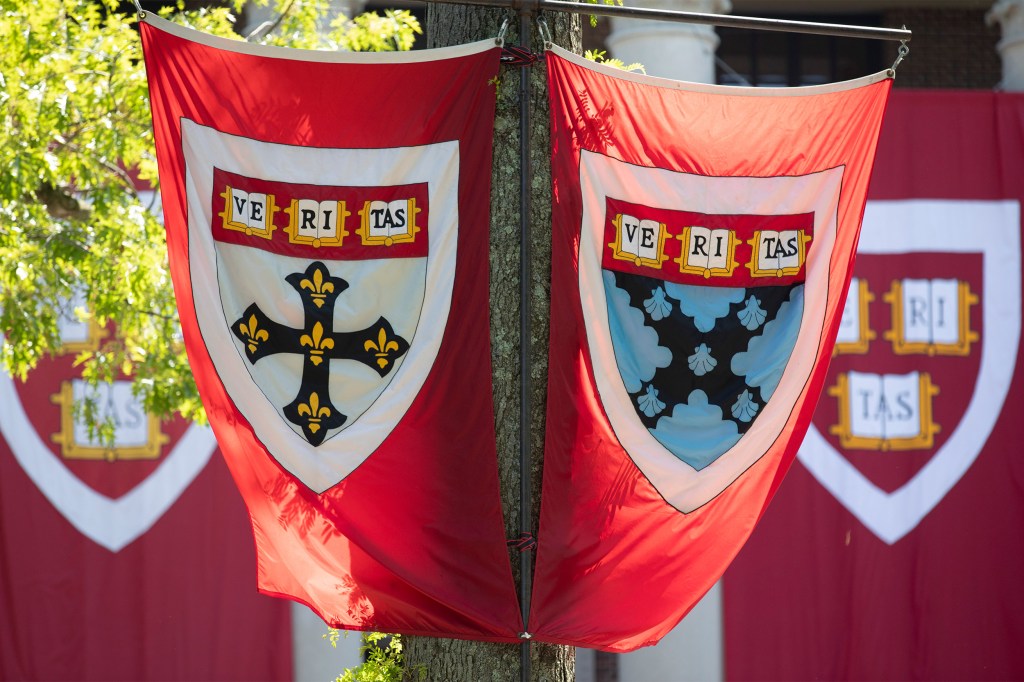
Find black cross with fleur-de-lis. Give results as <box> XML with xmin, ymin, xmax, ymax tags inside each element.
<box><xmin>231</xmin><ymin>261</ymin><xmax>409</xmax><ymax>446</ymax></box>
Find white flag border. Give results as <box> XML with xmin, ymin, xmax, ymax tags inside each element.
<box><xmin>547</xmin><ymin>43</ymin><xmax>890</xmax><ymax>96</ymax></box>
<box><xmin>798</xmin><ymin>199</ymin><xmax>1022</xmax><ymax>544</ymax></box>
<box><xmin>0</xmin><ymin>361</ymin><xmax>216</xmax><ymax>553</ymax></box>
<box><xmin>143</xmin><ymin>13</ymin><xmax>496</xmax><ymax>64</ymax></box>
<box><xmin>578</xmin><ymin>150</ymin><xmax>844</xmax><ymax>514</ymax></box>
<box><xmin>183</xmin><ymin>121</ymin><xmax>459</xmax><ymax>494</ymax></box>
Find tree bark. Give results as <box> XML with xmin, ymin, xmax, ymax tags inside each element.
<box><xmin>402</xmin><ymin>5</ymin><xmax>581</xmax><ymax>681</ymax></box>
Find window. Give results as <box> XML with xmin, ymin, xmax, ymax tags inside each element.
<box><xmin>716</xmin><ymin>15</ymin><xmax>884</xmax><ymax>86</ymax></box>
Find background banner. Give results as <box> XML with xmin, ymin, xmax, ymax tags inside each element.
<box><xmin>0</xmin><ymin>324</ymin><xmax>292</xmax><ymax>680</ymax></box>
<box><xmin>141</xmin><ymin>16</ymin><xmax>522</xmax><ymax>641</ymax></box>
<box><xmin>531</xmin><ymin>46</ymin><xmax>890</xmax><ymax>652</ymax></box>
<box><xmin>723</xmin><ymin>91</ymin><xmax>1024</xmax><ymax>681</ymax></box>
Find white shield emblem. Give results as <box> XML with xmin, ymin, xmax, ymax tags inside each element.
<box><xmin>182</xmin><ymin>121</ymin><xmax>456</xmax><ymax>493</ymax></box>
<box><xmin>798</xmin><ymin>199</ymin><xmax>1021</xmax><ymax>543</ymax></box>
<box><xmin>0</xmin><ymin>308</ymin><xmax>216</xmax><ymax>552</ymax></box>
<box><xmin>579</xmin><ymin>151</ymin><xmax>845</xmax><ymax>512</ymax></box>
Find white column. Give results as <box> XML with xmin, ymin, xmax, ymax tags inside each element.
<box><xmin>332</xmin><ymin>0</ymin><xmax>368</xmax><ymax>23</ymax></box>
<box><xmin>241</xmin><ymin>0</ymin><xmax>368</xmax><ymax>39</ymax></box>
<box><xmin>605</xmin><ymin>0</ymin><xmax>730</xmax><ymax>83</ymax></box>
<box><xmin>291</xmin><ymin>603</ymin><xmax>362</xmax><ymax>681</ymax></box>
<box><xmin>617</xmin><ymin>582</ymin><xmax>724</xmax><ymax>682</ymax></box>
<box><xmin>988</xmin><ymin>0</ymin><xmax>1024</xmax><ymax>91</ymax></box>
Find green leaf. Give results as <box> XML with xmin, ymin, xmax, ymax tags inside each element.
<box><xmin>0</xmin><ymin>0</ymin><xmax>418</xmax><ymax>434</ymax></box>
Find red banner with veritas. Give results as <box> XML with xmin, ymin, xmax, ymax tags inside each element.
<box><xmin>723</xmin><ymin>91</ymin><xmax>1024</xmax><ymax>681</ymax></box>
<box><xmin>0</xmin><ymin>321</ymin><xmax>291</xmax><ymax>679</ymax></box>
<box><xmin>531</xmin><ymin>46</ymin><xmax>890</xmax><ymax>652</ymax></box>
<box><xmin>141</xmin><ymin>15</ymin><xmax>521</xmax><ymax>641</ymax></box>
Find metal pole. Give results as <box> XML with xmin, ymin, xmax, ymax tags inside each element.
<box><xmin>419</xmin><ymin>0</ymin><xmax>911</xmax><ymax>42</ymax></box>
<box><xmin>543</xmin><ymin>0</ymin><xmax>910</xmax><ymax>41</ymax></box>
<box><xmin>518</xmin><ymin>6</ymin><xmax>534</xmax><ymax>682</ymax></box>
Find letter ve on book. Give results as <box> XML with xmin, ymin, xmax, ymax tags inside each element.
<box><xmin>220</xmin><ymin>186</ymin><xmax>278</xmax><ymax>239</ymax></box>
<box><xmin>608</xmin><ymin>213</ymin><xmax>668</xmax><ymax>269</ymax></box>
<box><xmin>834</xmin><ymin>277</ymin><xmax>877</xmax><ymax>355</ymax></box>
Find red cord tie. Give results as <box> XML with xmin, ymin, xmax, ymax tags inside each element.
<box><xmin>507</xmin><ymin>532</ymin><xmax>536</xmax><ymax>552</ymax></box>
<box><xmin>501</xmin><ymin>45</ymin><xmax>540</xmax><ymax>66</ymax></box>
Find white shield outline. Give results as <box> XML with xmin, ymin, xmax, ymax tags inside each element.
<box><xmin>183</xmin><ymin>121</ymin><xmax>457</xmax><ymax>493</ymax></box>
<box><xmin>798</xmin><ymin>199</ymin><xmax>1022</xmax><ymax>544</ymax></box>
<box><xmin>0</xmin><ymin>364</ymin><xmax>216</xmax><ymax>552</ymax></box>
<box><xmin>579</xmin><ymin>151</ymin><xmax>844</xmax><ymax>512</ymax></box>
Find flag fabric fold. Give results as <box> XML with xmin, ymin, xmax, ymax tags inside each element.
<box><xmin>530</xmin><ymin>45</ymin><xmax>891</xmax><ymax>651</ymax></box>
<box><xmin>142</xmin><ymin>15</ymin><xmax>522</xmax><ymax>641</ymax></box>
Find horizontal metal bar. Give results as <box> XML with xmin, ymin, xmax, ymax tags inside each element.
<box><xmin>545</xmin><ymin>1</ymin><xmax>910</xmax><ymax>41</ymax></box>
<box><xmin>419</xmin><ymin>0</ymin><xmax>912</xmax><ymax>42</ymax></box>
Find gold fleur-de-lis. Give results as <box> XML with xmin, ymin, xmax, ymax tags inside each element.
<box><xmin>364</xmin><ymin>327</ymin><xmax>400</xmax><ymax>369</ymax></box>
<box><xmin>296</xmin><ymin>392</ymin><xmax>332</xmax><ymax>434</ymax></box>
<box><xmin>300</xmin><ymin>267</ymin><xmax>335</xmax><ymax>309</ymax></box>
<box><xmin>299</xmin><ymin>321</ymin><xmax>334</xmax><ymax>366</ymax></box>
<box><xmin>238</xmin><ymin>314</ymin><xmax>269</xmax><ymax>354</ymax></box>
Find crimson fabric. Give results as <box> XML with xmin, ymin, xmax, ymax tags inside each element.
<box><xmin>530</xmin><ymin>50</ymin><xmax>891</xmax><ymax>652</ymax></box>
<box><xmin>0</xmin><ymin>356</ymin><xmax>291</xmax><ymax>680</ymax></box>
<box><xmin>141</xmin><ymin>18</ymin><xmax>521</xmax><ymax>641</ymax></box>
<box><xmin>723</xmin><ymin>92</ymin><xmax>1024</xmax><ymax>681</ymax></box>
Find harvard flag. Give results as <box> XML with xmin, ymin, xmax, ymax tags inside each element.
<box><xmin>141</xmin><ymin>16</ymin><xmax>521</xmax><ymax>640</ymax></box>
<box><xmin>0</xmin><ymin>313</ymin><xmax>291</xmax><ymax>679</ymax></box>
<box><xmin>529</xmin><ymin>46</ymin><xmax>890</xmax><ymax>651</ymax></box>
<box><xmin>724</xmin><ymin>92</ymin><xmax>1024</xmax><ymax>680</ymax></box>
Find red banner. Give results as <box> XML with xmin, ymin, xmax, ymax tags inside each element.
<box><xmin>141</xmin><ymin>16</ymin><xmax>521</xmax><ymax>640</ymax></box>
<box><xmin>0</xmin><ymin>328</ymin><xmax>291</xmax><ymax>679</ymax></box>
<box><xmin>530</xmin><ymin>46</ymin><xmax>890</xmax><ymax>651</ymax></box>
<box><xmin>724</xmin><ymin>92</ymin><xmax>1024</xmax><ymax>681</ymax></box>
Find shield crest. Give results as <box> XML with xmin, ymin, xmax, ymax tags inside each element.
<box><xmin>579</xmin><ymin>151</ymin><xmax>846</xmax><ymax>512</ymax></box>
<box><xmin>182</xmin><ymin>120</ymin><xmax>456</xmax><ymax>493</ymax></box>
<box><xmin>0</xmin><ymin>309</ymin><xmax>216</xmax><ymax>552</ymax></box>
<box><xmin>798</xmin><ymin>199</ymin><xmax>1021</xmax><ymax>543</ymax></box>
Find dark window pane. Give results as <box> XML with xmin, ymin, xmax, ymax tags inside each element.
<box><xmin>716</xmin><ymin>14</ymin><xmax>883</xmax><ymax>87</ymax></box>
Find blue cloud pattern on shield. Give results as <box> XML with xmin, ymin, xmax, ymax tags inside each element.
<box><xmin>732</xmin><ymin>286</ymin><xmax>804</xmax><ymax>401</ymax></box>
<box><xmin>605</xmin><ymin>271</ymin><xmax>672</xmax><ymax>393</ymax></box>
<box><xmin>664</xmin><ymin>281</ymin><xmax>745</xmax><ymax>333</ymax></box>
<box><xmin>605</xmin><ymin>270</ymin><xmax>805</xmax><ymax>471</ymax></box>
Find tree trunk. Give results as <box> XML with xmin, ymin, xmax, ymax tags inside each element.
<box><xmin>402</xmin><ymin>5</ymin><xmax>581</xmax><ymax>681</ymax></box>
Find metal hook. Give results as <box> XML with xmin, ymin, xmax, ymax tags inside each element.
<box><xmin>132</xmin><ymin>0</ymin><xmax>146</xmax><ymax>20</ymax></box>
<box><xmin>496</xmin><ymin>17</ymin><xmax>510</xmax><ymax>46</ymax></box>
<box><xmin>888</xmin><ymin>26</ymin><xmax>909</xmax><ymax>77</ymax></box>
<box><xmin>537</xmin><ymin>15</ymin><xmax>553</xmax><ymax>49</ymax></box>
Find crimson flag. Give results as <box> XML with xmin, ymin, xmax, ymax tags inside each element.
<box><xmin>723</xmin><ymin>92</ymin><xmax>1024</xmax><ymax>681</ymax></box>
<box><xmin>141</xmin><ymin>16</ymin><xmax>521</xmax><ymax>640</ymax></box>
<box><xmin>0</xmin><ymin>318</ymin><xmax>291</xmax><ymax>679</ymax></box>
<box><xmin>530</xmin><ymin>46</ymin><xmax>891</xmax><ymax>651</ymax></box>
